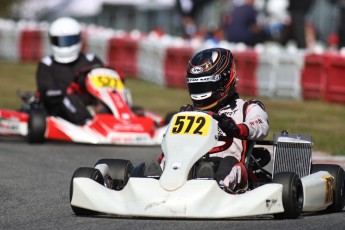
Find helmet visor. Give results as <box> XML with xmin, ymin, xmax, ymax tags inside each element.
<box><xmin>50</xmin><ymin>34</ymin><xmax>81</xmax><ymax>47</ymax></box>
<box><xmin>187</xmin><ymin>75</ymin><xmax>221</xmax><ymax>95</ymax></box>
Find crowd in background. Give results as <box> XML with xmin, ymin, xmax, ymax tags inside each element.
<box><xmin>176</xmin><ymin>0</ymin><xmax>345</xmax><ymax>51</ymax></box>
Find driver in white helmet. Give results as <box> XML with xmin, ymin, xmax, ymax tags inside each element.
<box><xmin>35</xmin><ymin>17</ymin><xmax>103</xmax><ymax>125</ymax></box>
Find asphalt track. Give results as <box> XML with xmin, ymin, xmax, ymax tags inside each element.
<box><xmin>0</xmin><ymin>139</ymin><xmax>344</xmax><ymax>230</ymax></box>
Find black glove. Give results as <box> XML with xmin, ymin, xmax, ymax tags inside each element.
<box><xmin>73</xmin><ymin>64</ymin><xmax>104</xmax><ymax>89</ymax></box>
<box><xmin>212</xmin><ymin>113</ymin><xmax>241</xmax><ymax>137</ymax></box>
<box><xmin>179</xmin><ymin>104</ymin><xmax>195</xmax><ymax>112</ymax></box>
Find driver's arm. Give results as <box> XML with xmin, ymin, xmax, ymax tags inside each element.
<box><xmin>36</xmin><ymin>61</ymin><xmax>66</xmax><ymax>113</ymax></box>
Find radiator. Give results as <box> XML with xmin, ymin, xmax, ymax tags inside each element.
<box><xmin>272</xmin><ymin>133</ymin><xmax>313</xmax><ymax>178</ymax></box>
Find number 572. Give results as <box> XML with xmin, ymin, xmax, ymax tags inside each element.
<box><xmin>170</xmin><ymin>115</ymin><xmax>209</xmax><ymax>136</ymax></box>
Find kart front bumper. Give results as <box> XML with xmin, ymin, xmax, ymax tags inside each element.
<box><xmin>71</xmin><ymin>178</ymin><xmax>284</xmax><ymax>218</ymax></box>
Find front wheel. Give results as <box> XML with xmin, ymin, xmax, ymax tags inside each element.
<box><xmin>312</xmin><ymin>164</ymin><xmax>345</xmax><ymax>212</ymax></box>
<box><xmin>273</xmin><ymin>172</ymin><xmax>304</xmax><ymax>219</ymax></box>
<box><xmin>27</xmin><ymin>109</ymin><xmax>46</xmax><ymax>143</ymax></box>
<box><xmin>94</xmin><ymin>159</ymin><xmax>132</xmax><ymax>190</ymax></box>
<box><xmin>69</xmin><ymin>167</ymin><xmax>104</xmax><ymax>215</ymax></box>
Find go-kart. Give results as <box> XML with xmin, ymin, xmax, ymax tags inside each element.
<box><xmin>0</xmin><ymin>67</ymin><xmax>170</xmax><ymax>145</ymax></box>
<box><xmin>69</xmin><ymin>111</ymin><xmax>345</xmax><ymax>219</ymax></box>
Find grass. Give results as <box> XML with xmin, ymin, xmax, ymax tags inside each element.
<box><xmin>0</xmin><ymin>60</ymin><xmax>37</xmax><ymax>108</ymax></box>
<box><xmin>1</xmin><ymin>60</ymin><xmax>345</xmax><ymax>155</ymax></box>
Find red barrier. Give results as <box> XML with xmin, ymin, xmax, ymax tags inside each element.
<box><xmin>81</xmin><ymin>29</ymin><xmax>88</xmax><ymax>53</ymax></box>
<box><xmin>122</xmin><ymin>38</ymin><xmax>139</xmax><ymax>77</ymax></box>
<box><xmin>107</xmin><ymin>36</ymin><xmax>139</xmax><ymax>77</ymax></box>
<box><xmin>19</xmin><ymin>28</ymin><xmax>43</xmax><ymax>61</ymax></box>
<box><xmin>233</xmin><ymin>50</ymin><xmax>258</xmax><ymax>97</ymax></box>
<box><xmin>301</xmin><ymin>54</ymin><xmax>327</xmax><ymax>100</ymax></box>
<box><xmin>325</xmin><ymin>54</ymin><xmax>345</xmax><ymax>103</ymax></box>
<box><xmin>164</xmin><ymin>46</ymin><xmax>194</xmax><ymax>88</ymax></box>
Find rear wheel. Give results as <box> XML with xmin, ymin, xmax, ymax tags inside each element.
<box><xmin>94</xmin><ymin>159</ymin><xmax>133</xmax><ymax>190</ymax></box>
<box><xmin>273</xmin><ymin>172</ymin><xmax>303</xmax><ymax>219</ymax></box>
<box><xmin>27</xmin><ymin>109</ymin><xmax>46</xmax><ymax>143</ymax></box>
<box><xmin>312</xmin><ymin>164</ymin><xmax>345</xmax><ymax>212</ymax></box>
<box><xmin>69</xmin><ymin>167</ymin><xmax>104</xmax><ymax>215</ymax></box>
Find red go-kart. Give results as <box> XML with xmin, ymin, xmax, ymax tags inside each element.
<box><xmin>0</xmin><ymin>68</ymin><xmax>170</xmax><ymax>145</ymax></box>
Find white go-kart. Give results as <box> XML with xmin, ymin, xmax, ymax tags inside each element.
<box><xmin>70</xmin><ymin>111</ymin><xmax>345</xmax><ymax>219</ymax></box>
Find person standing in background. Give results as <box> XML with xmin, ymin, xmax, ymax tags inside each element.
<box><xmin>286</xmin><ymin>0</ymin><xmax>315</xmax><ymax>48</ymax></box>
<box><xmin>337</xmin><ymin>0</ymin><xmax>345</xmax><ymax>48</ymax></box>
<box><xmin>176</xmin><ymin>0</ymin><xmax>197</xmax><ymax>38</ymax></box>
<box><xmin>224</xmin><ymin>0</ymin><xmax>267</xmax><ymax>46</ymax></box>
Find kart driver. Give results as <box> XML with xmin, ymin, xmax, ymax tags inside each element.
<box><xmin>172</xmin><ymin>47</ymin><xmax>269</xmax><ymax>193</ymax></box>
<box><xmin>35</xmin><ymin>17</ymin><xmax>103</xmax><ymax>125</ymax></box>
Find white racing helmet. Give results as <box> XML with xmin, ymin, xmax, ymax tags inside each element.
<box><xmin>49</xmin><ymin>17</ymin><xmax>82</xmax><ymax>63</ymax></box>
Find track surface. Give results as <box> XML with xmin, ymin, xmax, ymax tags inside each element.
<box><xmin>0</xmin><ymin>140</ymin><xmax>344</xmax><ymax>230</ymax></box>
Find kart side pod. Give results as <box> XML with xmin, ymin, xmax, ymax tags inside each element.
<box><xmin>301</xmin><ymin>171</ymin><xmax>334</xmax><ymax>212</ymax></box>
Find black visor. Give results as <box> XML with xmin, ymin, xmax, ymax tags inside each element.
<box><xmin>50</xmin><ymin>34</ymin><xmax>81</xmax><ymax>47</ymax></box>
<box><xmin>188</xmin><ymin>82</ymin><xmax>214</xmax><ymax>95</ymax></box>
<box><xmin>187</xmin><ymin>75</ymin><xmax>221</xmax><ymax>95</ymax></box>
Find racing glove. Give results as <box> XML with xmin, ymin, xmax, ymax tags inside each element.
<box><xmin>212</xmin><ymin>113</ymin><xmax>249</xmax><ymax>139</ymax></box>
<box><xmin>179</xmin><ymin>104</ymin><xmax>195</xmax><ymax>112</ymax></box>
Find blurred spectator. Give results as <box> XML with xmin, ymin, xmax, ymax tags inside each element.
<box><xmin>195</xmin><ymin>0</ymin><xmax>232</xmax><ymax>43</ymax></box>
<box><xmin>176</xmin><ymin>0</ymin><xmax>211</xmax><ymax>38</ymax></box>
<box><xmin>224</xmin><ymin>0</ymin><xmax>267</xmax><ymax>46</ymax></box>
<box><xmin>306</xmin><ymin>0</ymin><xmax>340</xmax><ymax>48</ymax></box>
<box><xmin>338</xmin><ymin>0</ymin><xmax>345</xmax><ymax>48</ymax></box>
<box><xmin>284</xmin><ymin>0</ymin><xmax>314</xmax><ymax>48</ymax></box>
<box><xmin>265</xmin><ymin>0</ymin><xmax>290</xmax><ymax>43</ymax></box>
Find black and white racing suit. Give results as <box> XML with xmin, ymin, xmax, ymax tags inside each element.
<box><xmin>211</xmin><ymin>93</ymin><xmax>269</xmax><ymax>190</ymax></box>
<box><xmin>36</xmin><ymin>53</ymin><xmax>103</xmax><ymax>125</ymax></box>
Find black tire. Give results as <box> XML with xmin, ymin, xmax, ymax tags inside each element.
<box><xmin>27</xmin><ymin>109</ymin><xmax>46</xmax><ymax>143</ymax></box>
<box><xmin>69</xmin><ymin>167</ymin><xmax>104</xmax><ymax>215</ymax></box>
<box><xmin>94</xmin><ymin>159</ymin><xmax>133</xmax><ymax>190</ymax></box>
<box><xmin>311</xmin><ymin>164</ymin><xmax>345</xmax><ymax>212</ymax></box>
<box><xmin>272</xmin><ymin>172</ymin><xmax>304</xmax><ymax>219</ymax></box>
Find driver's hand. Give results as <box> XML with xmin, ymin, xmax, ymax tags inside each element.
<box><xmin>212</xmin><ymin>113</ymin><xmax>248</xmax><ymax>139</ymax></box>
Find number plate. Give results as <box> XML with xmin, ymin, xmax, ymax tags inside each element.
<box><xmin>89</xmin><ymin>75</ymin><xmax>125</xmax><ymax>90</ymax></box>
<box><xmin>170</xmin><ymin>115</ymin><xmax>211</xmax><ymax>136</ymax></box>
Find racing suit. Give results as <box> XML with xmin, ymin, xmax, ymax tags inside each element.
<box><xmin>210</xmin><ymin>93</ymin><xmax>269</xmax><ymax>191</ymax></box>
<box><xmin>36</xmin><ymin>53</ymin><xmax>103</xmax><ymax>125</ymax></box>
<box><xmin>166</xmin><ymin>93</ymin><xmax>269</xmax><ymax>192</ymax></box>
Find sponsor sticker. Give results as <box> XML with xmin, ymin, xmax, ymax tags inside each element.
<box><xmin>0</xmin><ymin>117</ymin><xmax>19</xmax><ymax>131</ymax></box>
<box><xmin>187</xmin><ymin>75</ymin><xmax>220</xmax><ymax>83</ymax></box>
<box><xmin>323</xmin><ymin>175</ymin><xmax>334</xmax><ymax>204</ymax></box>
<box><xmin>190</xmin><ymin>66</ymin><xmax>204</xmax><ymax>74</ymax></box>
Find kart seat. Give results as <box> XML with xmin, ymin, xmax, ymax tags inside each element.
<box><xmin>249</xmin><ymin>147</ymin><xmax>271</xmax><ymax>170</ymax></box>
<box><xmin>244</xmin><ymin>141</ymin><xmax>271</xmax><ymax>171</ymax></box>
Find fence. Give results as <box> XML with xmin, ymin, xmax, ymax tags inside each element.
<box><xmin>1</xmin><ymin>18</ymin><xmax>345</xmax><ymax>104</ymax></box>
